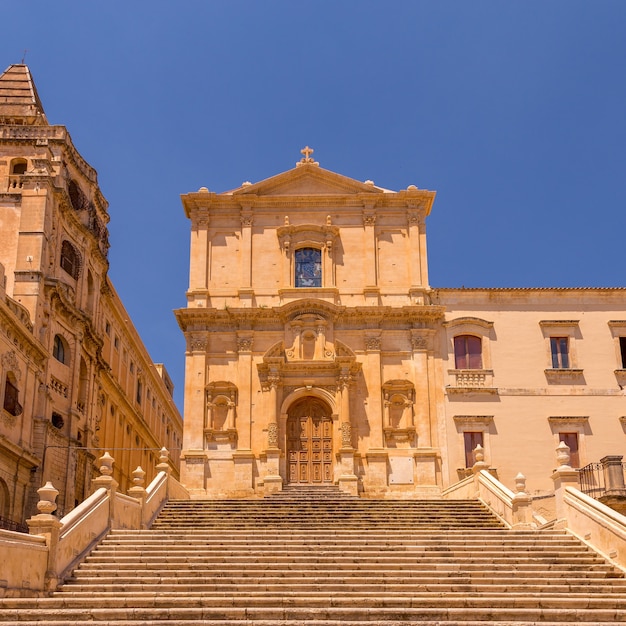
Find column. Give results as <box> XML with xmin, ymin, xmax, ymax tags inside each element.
<box><xmin>362</xmin><ymin>211</ymin><xmax>379</xmax><ymax>304</ymax></box>
<box><xmin>180</xmin><ymin>331</ymin><xmax>208</xmax><ymax>495</ymax></box>
<box><xmin>189</xmin><ymin>208</ymin><xmax>209</xmax><ymax>293</ymax></box>
<box><xmin>264</xmin><ymin>372</ymin><xmax>283</xmax><ymax>493</ymax></box>
<box><xmin>239</xmin><ymin>210</ymin><xmax>253</xmax><ymax>304</ymax></box>
<box><xmin>407</xmin><ymin>210</ymin><xmax>422</xmax><ymax>288</ymax></box>
<box><xmin>337</xmin><ymin>369</ymin><xmax>358</xmax><ymax>496</ymax></box>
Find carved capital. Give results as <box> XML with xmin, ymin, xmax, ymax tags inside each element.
<box><xmin>267</xmin><ymin>373</ymin><xmax>281</xmax><ymax>389</ymax></box>
<box><xmin>363</xmin><ymin>214</ymin><xmax>376</xmax><ymax>226</ymax></box>
<box><xmin>188</xmin><ymin>334</ymin><xmax>208</xmax><ymax>353</ymax></box>
<box><xmin>237</xmin><ymin>337</ymin><xmax>253</xmax><ymax>353</ymax></box>
<box><xmin>365</xmin><ymin>336</ymin><xmax>381</xmax><ymax>351</ymax></box>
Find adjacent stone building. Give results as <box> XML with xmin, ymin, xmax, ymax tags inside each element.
<box><xmin>0</xmin><ymin>64</ymin><xmax>183</xmax><ymax>526</ymax></box>
<box><xmin>176</xmin><ymin>148</ymin><xmax>626</xmax><ymax>499</ymax></box>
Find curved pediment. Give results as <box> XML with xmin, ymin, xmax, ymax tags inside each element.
<box><xmin>278</xmin><ymin>299</ymin><xmax>344</xmax><ymax>323</ymax></box>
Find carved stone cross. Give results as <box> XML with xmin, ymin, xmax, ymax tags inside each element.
<box><xmin>300</xmin><ymin>146</ymin><xmax>314</xmax><ymax>162</ymax></box>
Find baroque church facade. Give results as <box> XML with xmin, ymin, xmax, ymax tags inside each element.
<box><xmin>0</xmin><ymin>64</ymin><xmax>183</xmax><ymax>527</ymax></box>
<box><xmin>177</xmin><ymin>148</ymin><xmax>626</xmax><ymax>500</ymax></box>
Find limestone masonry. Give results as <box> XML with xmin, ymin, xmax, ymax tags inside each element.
<box><xmin>0</xmin><ymin>64</ymin><xmax>183</xmax><ymax>529</ymax></box>
<box><xmin>176</xmin><ymin>146</ymin><xmax>626</xmax><ymax>501</ymax></box>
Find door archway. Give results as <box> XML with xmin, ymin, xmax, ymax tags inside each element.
<box><xmin>286</xmin><ymin>397</ymin><xmax>333</xmax><ymax>484</ymax></box>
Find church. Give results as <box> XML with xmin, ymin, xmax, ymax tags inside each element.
<box><xmin>176</xmin><ymin>147</ymin><xmax>626</xmax><ymax>501</ymax></box>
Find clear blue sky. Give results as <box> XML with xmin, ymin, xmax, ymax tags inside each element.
<box><xmin>2</xmin><ymin>2</ymin><xmax>625</xmax><ymax>410</ymax></box>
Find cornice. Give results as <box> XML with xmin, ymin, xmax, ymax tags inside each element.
<box><xmin>175</xmin><ymin>302</ymin><xmax>445</xmax><ymax>333</ymax></box>
<box><xmin>0</xmin><ymin>299</ymin><xmax>46</xmax><ymax>364</ymax></box>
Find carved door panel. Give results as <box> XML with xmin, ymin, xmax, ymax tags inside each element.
<box><xmin>287</xmin><ymin>398</ymin><xmax>333</xmax><ymax>484</ymax></box>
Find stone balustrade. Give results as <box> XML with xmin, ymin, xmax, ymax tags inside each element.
<box><xmin>0</xmin><ymin>449</ymin><xmax>189</xmax><ymax>596</ymax></box>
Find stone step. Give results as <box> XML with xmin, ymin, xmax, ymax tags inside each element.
<box><xmin>57</xmin><ymin>580</ymin><xmax>626</xmax><ymax>593</ymax></box>
<box><xmin>0</xmin><ymin>616</ymin><xmax>616</xmax><ymax>626</ymax></box>
<box><xmin>80</xmin><ymin>556</ymin><xmax>609</xmax><ymax>568</ymax></box>
<box><xmin>14</xmin><ymin>595</ymin><xmax>626</xmax><ymax>610</ymax></box>
<box><xmin>71</xmin><ymin>565</ymin><xmax>621</xmax><ymax>578</ymax></box>
<box><xmin>2</xmin><ymin>603</ymin><xmax>626</xmax><ymax>623</ymax></box>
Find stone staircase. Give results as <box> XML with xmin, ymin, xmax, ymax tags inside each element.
<box><xmin>2</xmin><ymin>485</ymin><xmax>626</xmax><ymax>624</ymax></box>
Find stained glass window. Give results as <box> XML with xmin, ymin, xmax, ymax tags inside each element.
<box><xmin>295</xmin><ymin>248</ymin><xmax>321</xmax><ymax>288</ymax></box>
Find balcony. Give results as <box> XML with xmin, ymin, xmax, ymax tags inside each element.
<box><xmin>446</xmin><ymin>369</ymin><xmax>497</xmax><ymax>395</ymax></box>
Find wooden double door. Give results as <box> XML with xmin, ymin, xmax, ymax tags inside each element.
<box><xmin>287</xmin><ymin>398</ymin><xmax>333</xmax><ymax>484</ymax></box>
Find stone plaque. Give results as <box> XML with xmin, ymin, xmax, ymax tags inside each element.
<box><xmin>389</xmin><ymin>455</ymin><xmax>414</xmax><ymax>484</ymax></box>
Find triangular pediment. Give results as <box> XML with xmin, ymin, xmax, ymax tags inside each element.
<box><xmin>230</xmin><ymin>164</ymin><xmax>389</xmax><ymax>197</ymax></box>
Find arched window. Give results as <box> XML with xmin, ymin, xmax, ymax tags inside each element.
<box><xmin>0</xmin><ymin>478</ymin><xmax>9</xmax><ymax>520</ymax></box>
<box><xmin>68</xmin><ymin>180</ymin><xmax>86</xmax><ymax>211</ymax></box>
<box><xmin>60</xmin><ymin>240</ymin><xmax>81</xmax><ymax>279</ymax></box>
<box><xmin>454</xmin><ymin>335</ymin><xmax>482</xmax><ymax>369</ymax></box>
<box><xmin>52</xmin><ymin>334</ymin><xmax>69</xmax><ymax>365</ymax></box>
<box><xmin>51</xmin><ymin>412</ymin><xmax>64</xmax><ymax>429</ymax></box>
<box><xmin>3</xmin><ymin>373</ymin><xmax>21</xmax><ymax>417</ymax></box>
<box><xmin>295</xmin><ymin>247</ymin><xmax>322</xmax><ymax>288</ymax></box>
<box><xmin>10</xmin><ymin>159</ymin><xmax>27</xmax><ymax>175</ymax></box>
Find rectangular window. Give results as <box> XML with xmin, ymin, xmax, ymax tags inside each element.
<box><xmin>295</xmin><ymin>248</ymin><xmax>322</xmax><ymax>288</ymax></box>
<box><xmin>620</xmin><ymin>337</ymin><xmax>626</xmax><ymax>369</ymax></box>
<box><xmin>550</xmin><ymin>337</ymin><xmax>569</xmax><ymax>369</ymax></box>
<box><xmin>463</xmin><ymin>431</ymin><xmax>484</xmax><ymax>468</ymax></box>
<box><xmin>114</xmin><ymin>336</ymin><xmax>119</xmax><ymax>350</ymax></box>
<box><xmin>559</xmin><ymin>432</ymin><xmax>580</xmax><ymax>468</ymax></box>
<box><xmin>3</xmin><ymin>378</ymin><xmax>21</xmax><ymax>416</ymax></box>
<box><xmin>454</xmin><ymin>335</ymin><xmax>482</xmax><ymax>369</ymax></box>
<box><xmin>136</xmin><ymin>380</ymin><xmax>142</xmax><ymax>405</ymax></box>
<box><xmin>105</xmin><ymin>321</ymin><xmax>111</xmax><ymax>336</ymax></box>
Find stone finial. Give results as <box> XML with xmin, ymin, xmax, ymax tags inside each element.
<box><xmin>473</xmin><ymin>444</ymin><xmax>485</xmax><ymax>464</ymax></box>
<box><xmin>132</xmin><ymin>466</ymin><xmax>146</xmax><ymax>488</ymax></box>
<box><xmin>98</xmin><ymin>452</ymin><xmax>115</xmax><ymax>477</ymax></box>
<box><xmin>514</xmin><ymin>472</ymin><xmax>527</xmax><ymax>494</ymax></box>
<box><xmin>556</xmin><ymin>441</ymin><xmax>571</xmax><ymax>470</ymax></box>
<box><xmin>156</xmin><ymin>447</ymin><xmax>171</xmax><ymax>474</ymax></box>
<box><xmin>36</xmin><ymin>481</ymin><xmax>59</xmax><ymax>515</ymax></box>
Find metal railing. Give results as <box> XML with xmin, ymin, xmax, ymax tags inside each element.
<box><xmin>0</xmin><ymin>515</ymin><xmax>29</xmax><ymax>534</ymax></box>
<box><xmin>579</xmin><ymin>461</ymin><xmax>626</xmax><ymax>499</ymax></box>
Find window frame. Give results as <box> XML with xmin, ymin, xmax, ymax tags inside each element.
<box><xmin>52</xmin><ymin>334</ymin><xmax>69</xmax><ymax>365</ymax></box>
<box><xmin>60</xmin><ymin>240</ymin><xmax>81</xmax><ymax>280</ymax></box>
<box><xmin>294</xmin><ymin>246</ymin><xmax>323</xmax><ymax>288</ymax></box>
<box><xmin>454</xmin><ymin>334</ymin><xmax>483</xmax><ymax>370</ymax></box>
<box><xmin>550</xmin><ymin>336</ymin><xmax>570</xmax><ymax>369</ymax></box>
<box><xmin>3</xmin><ymin>374</ymin><xmax>21</xmax><ymax>417</ymax></box>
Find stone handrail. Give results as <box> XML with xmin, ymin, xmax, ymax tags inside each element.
<box><xmin>475</xmin><ymin>469</ymin><xmax>515</xmax><ymax>527</ymax></box>
<box><xmin>563</xmin><ymin>486</ymin><xmax>626</xmax><ymax>572</ymax></box>
<box><xmin>55</xmin><ymin>487</ymin><xmax>110</xmax><ymax>580</ymax></box>
<box><xmin>0</xmin><ymin>448</ymin><xmax>190</xmax><ymax>595</ymax></box>
<box><xmin>441</xmin><ymin>474</ymin><xmax>474</xmax><ymax>499</ymax></box>
<box><xmin>143</xmin><ymin>471</ymin><xmax>168</xmax><ymax>527</ymax></box>
<box><xmin>0</xmin><ymin>529</ymin><xmax>48</xmax><ymax>597</ymax></box>
<box><xmin>442</xmin><ymin>468</ymin><xmax>534</xmax><ymax>529</ymax></box>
